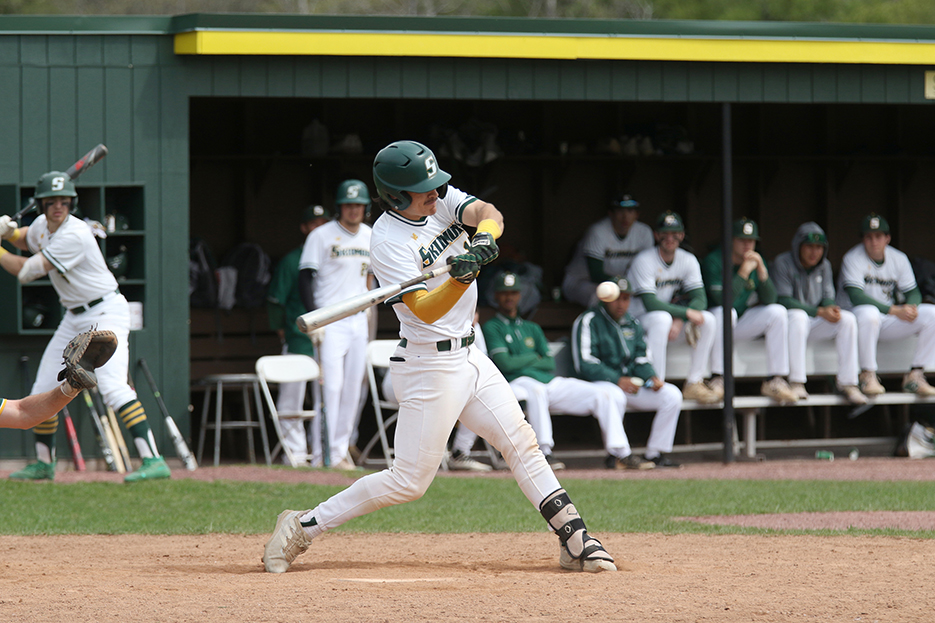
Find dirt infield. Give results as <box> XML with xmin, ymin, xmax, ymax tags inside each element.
<box><xmin>3</xmin><ymin>458</ymin><xmax>935</xmax><ymax>622</ymax></box>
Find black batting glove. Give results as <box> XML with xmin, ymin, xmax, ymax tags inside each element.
<box><xmin>470</xmin><ymin>232</ymin><xmax>499</xmax><ymax>265</ymax></box>
<box><xmin>447</xmin><ymin>253</ymin><xmax>481</xmax><ymax>285</ymax></box>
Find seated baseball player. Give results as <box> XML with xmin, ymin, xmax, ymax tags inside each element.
<box><xmin>701</xmin><ymin>218</ymin><xmax>798</xmax><ymax>403</ymax></box>
<box><xmin>772</xmin><ymin>222</ymin><xmax>868</xmax><ymax>405</ymax></box>
<box><xmin>570</xmin><ymin>277</ymin><xmax>683</xmax><ymax>469</ymax></box>
<box><xmin>561</xmin><ymin>193</ymin><xmax>653</xmax><ymax>308</ymax></box>
<box><xmin>626</xmin><ymin>211</ymin><xmax>720</xmax><ymax>404</ymax></box>
<box><xmin>484</xmin><ymin>271</ymin><xmax>635</xmax><ymax>470</ymax></box>
<box><xmin>836</xmin><ymin>213</ymin><xmax>935</xmax><ymax>396</ymax></box>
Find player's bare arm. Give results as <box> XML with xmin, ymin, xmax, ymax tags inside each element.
<box><xmin>461</xmin><ymin>199</ymin><xmax>504</xmax><ymax>235</ymax></box>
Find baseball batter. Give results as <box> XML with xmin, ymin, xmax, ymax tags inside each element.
<box><xmin>0</xmin><ymin>172</ymin><xmax>169</xmax><ymax>482</ymax></box>
<box><xmin>263</xmin><ymin>140</ymin><xmax>616</xmax><ymax>575</ymax></box>
<box><xmin>562</xmin><ymin>194</ymin><xmax>653</xmax><ymax>307</ymax></box>
<box><xmin>701</xmin><ymin>218</ymin><xmax>798</xmax><ymax>403</ymax></box>
<box><xmin>627</xmin><ymin>211</ymin><xmax>719</xmax><ymax>403</ymax></box>
<box><xmin>298</xmin><ymin>180</ymin><xmax>373</xmax><ymax>469</ymax></box>
<box><xmin>836</xmin><ymin>213</ymin><xmax>935</xmax><ymax>396</ymax></box>
<box><xmin>571</xmin><ymin>277</ymin><xmax>682</xmax><ymax>469</ymax></box>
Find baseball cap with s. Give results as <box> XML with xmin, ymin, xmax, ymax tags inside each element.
<box><xmin>733</xmin><ymin>218</ymin><xmax>760</xmax><ymax>240</ymax></box>
<box><xmin>862</xmin><ymin>213</ymin><xmax>890</xmax><ymax>234</ymax></box>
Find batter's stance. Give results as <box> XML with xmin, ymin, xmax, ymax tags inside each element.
<box><xmin>263</xmin><ymin>140</ymin><xmax>616</xmax><ymax>574</ymax></box>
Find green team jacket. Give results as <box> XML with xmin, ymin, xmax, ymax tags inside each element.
<box><xmin>570</xmin><ymin>304</ymin><xmax>656</xmax><ymax>384</ymax></box>
<box><xmin>701</xmin><ymin>245</ymin><xmax>777</xmax><ymax>316</ymax></box>
<box><xmin>266</xmin><ymin>246</ymin><xmax>315</xmax><ymax>357</ymax></box>
<box><xmin>483</xmin><ymin>313</ymin><xmax>555</xmax><ymax>383</ymax></box>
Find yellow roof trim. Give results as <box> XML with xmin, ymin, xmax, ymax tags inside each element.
<box><xmin>174</xmin><ymin>30</ymin><xmax>935</xmax><ymax>65</ymax></box>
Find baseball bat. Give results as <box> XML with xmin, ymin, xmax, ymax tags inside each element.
<box><xmin>296</xmin><ymin>263</ymin><xmax>453</xmax><ymax>333</ymax></box>
<box><xmin>83</xmin><ymin>389</ymin><xmax>124</xmax><ymax>473</ymax></box>
<box><xmin>103</xmin><ymin>400</ymin><xmax>133</xmax><ymax>473</ymax></box>
<box><xmin>61</xmin><ymin>406</ymin><xmax>86</xmax><ymax>472</ymax></box>
<box><xmin>13</xmin><ymin>144</ymin><xmax>108</xmax><ymax>221</ymax></box>
<box><xmin>138</xmin><ymin>358</ymin><xmax>197</xmax><ymax>471</ymax></box>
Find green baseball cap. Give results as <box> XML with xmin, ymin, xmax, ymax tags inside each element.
<box><xmin>861</xmin><ymin>213</ymin><xmax>890</xmax><ymax>234</ymax></box>
<box><xmin>495</xmin><ymin>271</ymin><xmax>523</xmax><ymax>292</ymax></box>
<box><xmin>803</xmin><ymin>231</ymin><xmax>828</xmax><ymax>246</ymax></box>
<box><xmin>655</xmin><ymin>211</ymin><xmax>684</xmax><ymax>233</ymax></box>
<box><xmin>614</xmin><ymin>277</ymin><xmax>633</xmax><ymax>294</ymax></box>
<box><xmin>733</xmin><ymin>218</ymin><xmax>760</xmax><ymax>240</ymax></box>
<box><xmin>302</xmin><ymin>204</ymin><xmax>330</xmax><ymax>222</ymax></box>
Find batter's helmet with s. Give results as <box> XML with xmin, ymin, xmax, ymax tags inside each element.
<box><xmin>335</xmin><ymin>179</ymin><xmax>372</xmax><ymax>217</ymax></box>
<box><xmin>35</xmin><ymin>171</ymin><xmax>78</xmax><ymax>214</ymax></box>
<box><xmin>372</xmin><ymin>140</ymin><xmax>451</xmax><ymax>211</ymax></box>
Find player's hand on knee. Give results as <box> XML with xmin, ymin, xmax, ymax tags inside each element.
<box><xmin>469</xmin><ymin>232</ymin><xmax>499</xmax><ymax>265</ymax></box>
<box><xmin>448</xmin><ymin>253</ymin><xmax>481</xmax><ymax>285</ymax></box>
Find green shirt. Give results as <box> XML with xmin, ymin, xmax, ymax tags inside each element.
<box><xmin>482</xmin><ymin>313</ymin><xmax>555</xmax><ymax>383</ymax></box>
<box><xmin>266</xmin><ymin>246</ymin><xmax>315</xmax><ymax>357</ymax></box>
<box><xmin>701</xmin><ymin>245</ymin><xmax>777</xmax><ymax>316</ymax></box>
<box><xmin>571</xmin><ymin>304</ymin><xmax>656</xmax><ymax>384</ymax></box>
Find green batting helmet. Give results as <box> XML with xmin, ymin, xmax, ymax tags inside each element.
<box><xmin>372</xmin><ymin>140</ymin><xmax>451</xmax><ymax>211</ymax></box>
<box><xmin>35</xmin><ymin>171</ymin><xmax>77</xmax><ymax>213</ymax></box>
<box><xmin>335</xmin><ymin>179</ymin><xmax>372</xmax><ymax>217</ymax></box>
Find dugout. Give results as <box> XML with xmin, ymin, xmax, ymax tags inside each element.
<box><xmin>1</xmin><ymin>14</ymin><xmax>935</xmax><ymax>464</ymax></box>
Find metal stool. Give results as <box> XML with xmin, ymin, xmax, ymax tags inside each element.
<box><xmin>195</xmin><ymin>373</ymin><xmax>271</xmax><ymax>467</ymax></box>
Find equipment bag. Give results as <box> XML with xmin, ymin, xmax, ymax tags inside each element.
<box><xmin>222</xmin><ymin>242</ymin><xmax>272</xmax><ymax>308</ymax></box>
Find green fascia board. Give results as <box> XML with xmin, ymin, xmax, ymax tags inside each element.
<box><xmin>3</xmin><ymin>13</ymin><xmax>935</xmax><ymax>44</ymax></box>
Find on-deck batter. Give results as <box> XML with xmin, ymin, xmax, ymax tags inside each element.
<box><xmin>0</xmin><ymin>171</ymin><xmax>169</xmax><ymax>482</ymax></box>
<box><xmin>263</xmin><ymin>140</ymin><xmax>616</xmax><ymax>575</ymax></box>
<box><xmin>298</xmin><ymin>180</ymin><xmax>373</xmax><ymax>470</ymax></box>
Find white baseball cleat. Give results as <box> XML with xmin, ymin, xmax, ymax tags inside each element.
<box><xmin>558</xmin><ymin>541</ymin><xmax>617</xmax><ymax>573</ymax></box>
<box><xmin>262</xmin><ymin>509</ymin><xmax>313</xmax><ymax>573</ymax></box>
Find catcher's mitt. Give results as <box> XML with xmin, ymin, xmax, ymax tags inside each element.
<box><xmin>58</xmin><ymin>330</ymin><xmax>118</xmax><ymax>390</ymax></box>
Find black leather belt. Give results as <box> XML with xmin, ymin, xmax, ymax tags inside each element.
<box><xmin>399</xmin><ymin>329</ymin><xmax>475</xmax><ymax>352</ymax></box>
<box><xmin>69</xmin><ymin>288</ymin><xmax>120</xmax><ymax>315</ymax></box>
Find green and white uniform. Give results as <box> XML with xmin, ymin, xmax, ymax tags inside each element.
<box><xmin>484</xmin><ymin>313</ymin><xmax>627</xmax><ymax>457</ymax></box>
<box><xmin>571</xmin><ymin>305</ymin><xmax>682</xmax><ymax>458</ymax></box>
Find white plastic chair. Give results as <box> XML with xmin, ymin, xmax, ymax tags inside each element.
<box><xmin>358</xmin><ymin>340</ymin><xmax>400</xmax><ymax>469</ymax></box>
<box><xmin>255</xmin><ymin>354</ymin><xmax>320</xmax><ymax>468</ymax></box>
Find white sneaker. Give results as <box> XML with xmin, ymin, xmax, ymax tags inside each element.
<box><xmin>903</xmin><ymin>369</ymin><xmax>935</xmax><ymax>396</ymax></box>
<box><xmin>706</xmin><ymin>376</ymin><xmax>725</xmax><ymax>400</ymax></box>
<box><xmin>263</xmin><ymin>509</ymin><xmax>313</xmax><ymax>573</ymax></box>
<box><xmin>447</xmin><ymin>450</ymin><xmax>492</xmax><ymax>472</ymax></box>
<box><xmin>859</xmin><ymin>370</ymin><xmax>886</xmax><ymax>396</ymax></box>
<box><xmin>788</xmin><ymin>382</ymin><xmax>810</xmax><ymax>400</ymax></box>
<box><xmin>332</xmin><ymin>457</ymin><xmax>359</xmax><ymax>471</ymax></box>
<box><xmin>761</xmin><ymin>377</ymin><xmax>799</xmax><ymax>403</ymax></box>
<box><xmin>682</xmin><ymin>381</ymin><xmax>720</xmax><ymax>404</ymax></box>
<box><xmin>838</xmin><ymin>384</ymin><xmax>869</xmax><ymax>405</ymax></box>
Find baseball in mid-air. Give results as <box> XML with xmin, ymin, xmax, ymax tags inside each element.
<box><xmin>596</xmin><ymin>281</ymin><xmax>620</xmax><ymax>302</ymax></box>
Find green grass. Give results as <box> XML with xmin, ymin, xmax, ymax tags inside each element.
<box><xmin>2</xmin><ymin>476</ymin><xmax>933</xmax><ymax>537</ymax></box>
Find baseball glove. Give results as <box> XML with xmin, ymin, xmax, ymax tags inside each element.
<box><xmin>58</xmin><ymin>330</ymin><xmax>118</xmax><ymax>390</ymax></box>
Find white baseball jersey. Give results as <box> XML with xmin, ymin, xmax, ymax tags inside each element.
<box><xmin>299</xmin><ymin>220</ymin><xmax>372</xmax><ymax>308</ymax></box>
<box><xmin>370</xmin><ymin>185</ymin><xmax>477</xmax><ymax>343</ymax></box>
<box><xmin>627</xmin><ymin>247</ymin><xmax>704</xmax><ymax>318</ymax></box>
<box><xmin>25</xmin><ymin>214</ymin><xmax>118</xmax><ymax>308</ymax></box>
<box><xmin>836</xmin><ymin>243</ymin><xmax>916</xmax><ymax>309</ymax></box>
<box><xmin>581</xmin><ymin>217</ymin><xmax>654</xmax><ymax>278</ymax></box>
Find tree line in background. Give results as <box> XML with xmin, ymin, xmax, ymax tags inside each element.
<box><xmin>1</xmin><ymin>0</ymin><xmax>935</xmax><ymax>24</ymax></box>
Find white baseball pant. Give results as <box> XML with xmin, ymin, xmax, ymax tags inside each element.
<box><xmin>638</xmin><ymin>310</ymin><xmax>716</xmax><ymax>384</ymax></box>
<box><xmin>710</xmin><ymin>305</ymin><xmax>790</xmax><ymax>377</ymax></box>
<box><xmin>851</xmin><ymin>304</ymin><xmax>935</xmax><ymax>372</ymax></box>
<box><xmin>598</xmin><ymin>381</ymin><xmax>683</xmax><ymax>457</ymax></box>
<box><xmin>787</xmin><ymin>309</ymin><xmax>859</xmax><ymax>386</ymax></box>
<box><xmin>309</xmin><ymin>313</ymin><xmax>368</xmax><ymax>466</ymax></box>
<box><xmin>509</xmin><ymin>376</ymin><xmax>626</xmax><ymax>456</ymax></box>
<box><xmin>303</xmin><ymin>343</ymin><xmax>560</xmax><ymax>535</ymax></box>
<box><xmin>32</xmin><ymin>295</ymin><xmax>137</xmax><ymax>410</ymax></box>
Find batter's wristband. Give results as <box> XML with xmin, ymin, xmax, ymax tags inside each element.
<box><xmin>0</xmin><ymin>247</ymin><xmax>7</xmax><ymax>259</ymax></box>
<box><xmin>476</xmin><ymin>219</ymin><xmax>502</xmax><ymax>239</ymax></box>
<box><xmin>7</xmin><ymin>228</ymin><xmax>21</xmax><ymax>243</ymax></box>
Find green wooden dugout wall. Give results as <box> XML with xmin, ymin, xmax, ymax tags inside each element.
<box><xmin>1</xmin><ymin>14</ymin><xmax>935</xmax><ymax>461</ymax></box>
